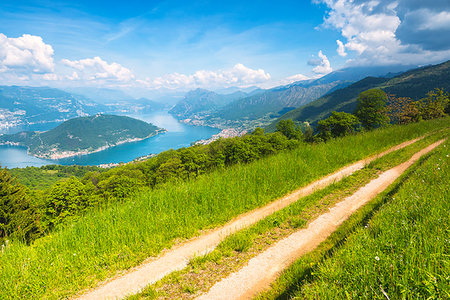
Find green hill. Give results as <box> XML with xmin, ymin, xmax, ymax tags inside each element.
<box><xmin>267</xmin><ymin>60</ymin><xmax>450</xmax><ymax>131</ymax></box>
<box><xmin>0</xmin><ymin>114</ymin><xmax>163</xmax><ymax>159</ymax></box>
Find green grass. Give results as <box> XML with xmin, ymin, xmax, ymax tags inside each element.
<box><xmin>0</xmin><ymin>118</ymin><xmax>448</xmax><ymax>299</ymax></box>
<box><xmin>259</xmin><ymin>139</ymin><xmax>449</xmax><ymax>299</ymax></box>
<box><xmin>131</xmin><ymin>129</ymin><xmax>448</xmax><ymax>299</ymax></box>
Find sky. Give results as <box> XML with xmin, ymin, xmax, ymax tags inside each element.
<box><xmin>0</xmin><ymin>0</ymin><xmax>450</xmax><ymax>95</ymax></box>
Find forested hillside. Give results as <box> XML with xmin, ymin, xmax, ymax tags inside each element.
<box><xmin>0</xmin><ymin>114</ymin><xmax>163</xmax><ymax>159</ymax></box>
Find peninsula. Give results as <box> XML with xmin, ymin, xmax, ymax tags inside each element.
<box><xmin>0</xmin><ymin>114</ymin><xmax>165</xmax><ymax>159</ymax></box>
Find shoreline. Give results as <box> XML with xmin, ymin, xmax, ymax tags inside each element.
<box><xmin>1</xmin><ymin>129</ymin><xmax>167</xmax><ymax>160</ymax></box>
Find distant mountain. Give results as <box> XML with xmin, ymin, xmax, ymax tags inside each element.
<box><xmin>213</xmin><ymin>80</ymin><xmax>350</xmax><ymax>121</ymax></box>
<box><xmin>267</xmin><ymin>60</ymin><xmax>450</xmax><ymax>131</ymax></box>
<box><xmin>167</xmin><ymin>65</ymin><xmax>422</xmax><ymax>131</ymax></box>
<box><xmin>311</xmin><ymin>65</ymin><xmax>417</xmax><ymax>84</ymax></box>
<box><xmin>0</xmin><ymin>86</ymin><xmax>105</xmax><ymax>132</ymax></box>
<box><xmin>64</xmin><ymin>87</ymin><xmax>168</xmax><ymax>113</ymax></box>
<box><xmin>169</xmin><ymin>88</ymin><xmax>251</xmax><ymax>119</ymax></box>
<box><xmin>213</xmin><ymin>86</ymin><xmax>264</xmax><ymax>95</ymax></box>
<box><xmin>0</xmin><ymin>114</ymin><xmax>164</xmax><ymax>159</ymax></box>
<box><xmin>62</xmin><ymin>87</ymin><xmax>135</xmax><ymax>103</ymax></box>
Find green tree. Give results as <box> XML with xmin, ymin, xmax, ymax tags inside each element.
<box><xmin>418</xmin><ymin>88</ymin><xmax>449</xmax><ymax>120</ymax></box>
<box><xmin>276</xmin><ymin>119</ymin><xmax>303</xmax><ymax>140</ymax></box>
<box><xmin>317</xmin><ymin>111</ymin><xmax>361</xmax><ymax>140</ymax></box>
<box><xmin>251</xmin><ymin>127</ymin><xmax>265</xmax><ymax>136</ymax></box>
<box><xmin>303</xmin><ymin>122</ymin><xmax>315</xmax><ymax>143</ymax></box>
<box><xmin>0</xmin><ymin>167</ymin><xmax>37</xmax><ymax>242</ymax></box>
<box><xmin>354</xmin><ymin>88</ymin><xmax>389</xmax><ymax>130</ymax></box>
<box><xmin>43</xmin><ymin>177</ymin><xmax>92</xmax><ymax>228</ymax></box>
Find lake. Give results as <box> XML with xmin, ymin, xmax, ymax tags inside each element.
<box><xmin>0</xmin><ymin>111</ymin><xmax>220</xmax><ymax>168</ymax></box>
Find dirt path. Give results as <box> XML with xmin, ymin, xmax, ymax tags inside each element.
<box><xmin>197</xmin><ymin>139</ymin><xmax>445</xmax><ymax>300</ymax></box>
<box><xmin>75</xmin><ymin>137</ymin><xmax>424</xmax><ymax>300</ymax></box>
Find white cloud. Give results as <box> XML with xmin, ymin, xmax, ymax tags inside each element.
<box><xmin>315</xmin><ymin>0</ymin><xmax>450</xmax><ymax>65</ymax></box>
<box><xmin>336</xmin><ymin>40</ymin><xmax>347</xmax><ymax>57</ymax></box>
<box><xmin>0</xmin><ymin>33</ymin><xmax>55</xmax><ymax>74</ymax></box>
<box><xmin>308</xmin><ymin>50</ymin><xmax>333</xmax><ymax>75</ymax></box>
<box><xmin>142</xmin><ymin>63</ymin><xmax>271</xmax><ymax>89</ymax></box>
<box><xmin>61</xmin><ymin>56</ymin><xmax>135</xmax><ymax>82</ymax></box>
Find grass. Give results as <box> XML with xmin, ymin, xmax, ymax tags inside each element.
<box><xmin>0</xmin><ymin>118</ymin><xmax>448</xmax><ymax>299</ymax></box>
<box><xmin>130</xmin><ymin>128</ymin><xmax>448</xmax><ymax>299</ymax></box>
<box><xmin>259</xmin><ymin>139</ymin><xmax>449</xmax><ymax>299</ymax></box>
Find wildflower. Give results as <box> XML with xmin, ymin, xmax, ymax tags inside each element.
<box><xmin>375</xmin><ymin>256</ymin><xmax>380</xmax><ymax>261</ymax></box>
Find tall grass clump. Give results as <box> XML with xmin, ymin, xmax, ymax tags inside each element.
<box><xmin>287</xmin><ymin>140</ymin><xmax>449</xmax><ymax>299</ymax></box>
<box><xmin>0</xmin><ymin>118</ymin><xmax>448</xmax><ymax>299</ymax></box>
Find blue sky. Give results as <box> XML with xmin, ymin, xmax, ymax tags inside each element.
<box><xmin>0</xmin><ymin>0</ymin><xmax>449</xmax><ymax>93</ymax></box>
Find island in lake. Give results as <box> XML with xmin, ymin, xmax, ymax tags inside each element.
<box><xmin>0</xmin><ymin>114</ymin><xmax>165</xmax><ymax>159</ymax></box>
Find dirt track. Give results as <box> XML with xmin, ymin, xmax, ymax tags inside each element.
<box><xmin>197</xmin><ymin>139</ymin><xmax>445</xmax><ymax>300</ymax></box>
<box><xmin>75</xmin><ymin>137</ymin><xmax>424</xmax><ymax>300</ymax></box>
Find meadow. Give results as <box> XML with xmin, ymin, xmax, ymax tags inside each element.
<box><xmin>0</xmin><ymin>117</ymin><xmax>448</xmax><ymax>299</ymax></box>
<box><xmin>259</xmin><ymin>139</ymin><xmax>449</xmax><ymax>299</ymax></box>
<box><xmin>131</xmin><ymin>127</ymin><xmax>448</xmax><ymax>299</ymax></box>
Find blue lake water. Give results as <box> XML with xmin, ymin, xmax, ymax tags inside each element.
<box><xmin>0</xmin><ymin>111</ymin><xmax>220</xmax><ymax>168</ymax></box>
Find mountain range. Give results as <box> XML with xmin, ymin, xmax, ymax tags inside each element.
<box><xmin>167</xmin><ymin>64</ymin><xmax>419</xmax><ymax>130</ymax></box>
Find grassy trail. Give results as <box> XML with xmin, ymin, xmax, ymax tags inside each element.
<box><xmin>260</xmin><ymin>140</ymin><xmax>449</xmax><ymax>299</ymax></box>
<box><xmin>131</xmin><ymin>129</ymin><xmax>448</xmax><ymax>299</ymax></box>
<box><xmin>0</xmin><ymin>118</ymin><xmax>448</xmax><ymax>299</ymax></box>
<box><xmin>198</xmin><ymin>139</ymin><xmax>445</xmax><ymax>299</ymax></box>
<box><xmin>77</xmin><ymin>136</ymin><xmax>426</xmax><ymax>299</ymax></box>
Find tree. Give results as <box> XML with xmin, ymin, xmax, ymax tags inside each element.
<box><xmin>387</xmin><ymin>95</ymin><xmax>421</xmax><ymax>125</ymax></box>
<box><xmin>354</xmin><ymin>88</ymin><xmax>389</xmax><ymax>130</ymax></box>
<box><xmin>303</xmin><ymin>122</ymin><xmax>315</xmax><ymax>143</ymax></box>
<box><xmin>418</xmin><ymin>88</ymin><xmax>449</xmax><ymax>120</ymax></box>
<box><xmin>43</xmin><ymin>177</ymin><xmax>92</xmax><ymax>228</ymax></box>
<box><xmin>0</xmin><ymin>167</ymin><xmax>37</xmax><ymax>242</ymax></box>
<box><xmin>251</xmin><ymin>127</ymin><xmax>265</xmax><ymax>136</ymax></box>
<box><xmin>317</xmin><ymin>111</ymin><xmax>361</xmax><ymax>140</ymax></box>
<box><xmin>276</xmin><ymin>119</ymin><xmax>303</xmax><ymax>140</ymax></box>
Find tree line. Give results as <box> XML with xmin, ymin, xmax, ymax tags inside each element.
<box><xmin>316</xmin><ymin>88</ymin><xmax>449</xmax><ymax>140</ymax></box>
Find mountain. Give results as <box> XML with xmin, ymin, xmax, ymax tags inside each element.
<box><xmin>267</xmin><ymin>60</ymin><xmax>450</xmax><ymax>130</ymax></box>
<box><xmin>0</xmin><ymin>114</ymin><xmax>164</xmax><ymax>159</ymax></box>
<box><xmin>172</xmin><ymin>80</ymin><xmax>351</xmax><ymax>130</ymax></box>
<box><xmin>312</xmin><ymin>64</ymin><xmax>417</xmax><ymax>84</ymax></box>
<box><xmin>64</xmin><ymin>87</ymin><xmax>168</xmax><ymax>113</ymax></box>
<box><xmin>0</xmin><ymin>86</ymin><xmax>106</xmax><ymax>133</ymax></box>
<box><xmin>168</xmin><ymin>88</ymin><xmax>250</xmax><ymax>119</ymax></box>
<box><xmin>214</xmin><ymin>80</ymin><xmax>350</xmax><ymax>121</ymax></box>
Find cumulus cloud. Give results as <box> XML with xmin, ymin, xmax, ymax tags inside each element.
<box><xmin>315</xmin><ymin>0</ymin><xmax>450</xmax><ymax>65</ymax></box>
<box><xmin>141</xmin><ymin>63</ymin><xmax>271</xmax><ymax>89</ymax></box>
<box><xmin>0</xmin><ymin>33</ymin><xmax>55</xmax><ymax>74</ymax></box>
<box><xmin>61</xmin><ymin>56</ymin><xmax>135</xmax><ymax>82</ymax></box>
<box><xmin>336</xmin><ymin>40</ymin><xmax>347</xmax><ymax>57</ymax></box>
<box><xmin>308</xmin><ymin>50</ymin><xmax>333</xmax><ymax>74</ymax></box>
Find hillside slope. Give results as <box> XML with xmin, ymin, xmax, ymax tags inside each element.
<box><xmin>0</xmin><ymin>86</ymin><xmax>105</xmax><ymax>131</ymax></box>
<box><xmin>0</xmin><ymin>114</ymin><xmax>163</xmax><ymax>159</ymax></box>
<box><xmin>168</xmin><ymin>88</ymin><xmax>249</xmax><ymax>119</ymax></box>
<box><xmin>267</xmin><ymin>60</ymin><xmax>450</xmax><ymax>130</ymax></box>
